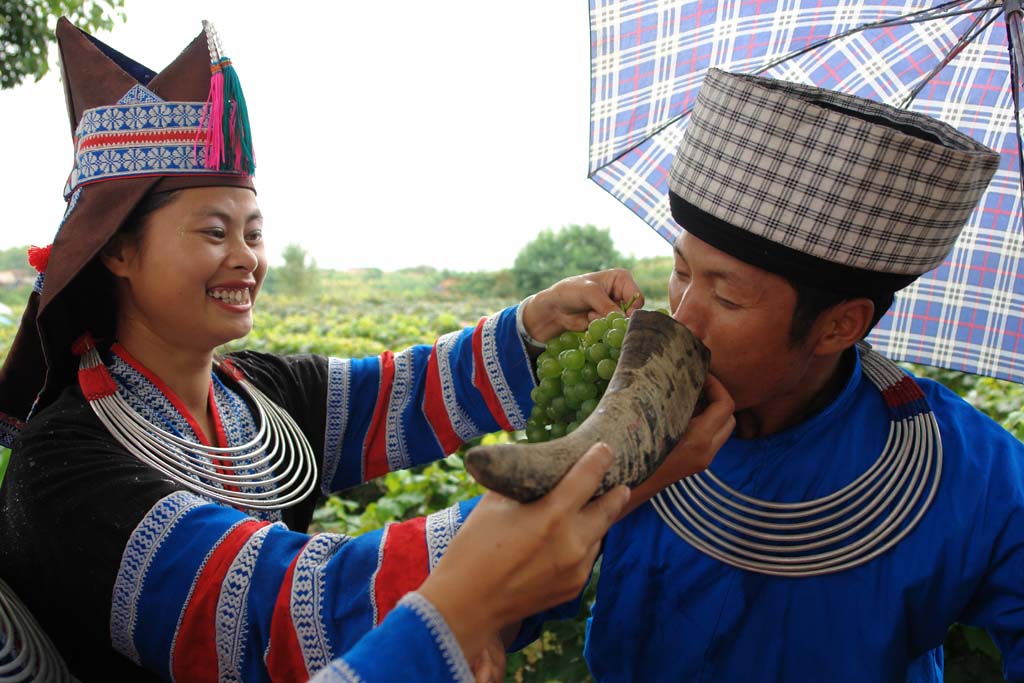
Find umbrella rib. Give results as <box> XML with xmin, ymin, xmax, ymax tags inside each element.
<box><xmin>1007</xmin><ymin>0</ymin><xmax>1024</xmax><ymax>196</ymax></box>
<box><xmin>899</xmin><ymin>6</ymin><xmax>1003</xmax><ymax>108</ymax></box>
<box><xmin>756</xmin><ymin>0</ymin><xmax>998</xmax><ymax>74</ymax></box>
<box><xmin>590</xmin><ymin>0</ymin><xmax>999</xmax><ymax>173</ymax></box>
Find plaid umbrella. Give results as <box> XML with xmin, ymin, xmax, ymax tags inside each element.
<box><xmin>589</xmin><ymin>0</ymin><xmax>1024</xmax><ymax>383</ymax></box>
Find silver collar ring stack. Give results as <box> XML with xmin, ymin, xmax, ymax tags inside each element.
<box><xmin>79</xmin><ymin>346</ymin><xmax>318</xmax><ymax>511</ymax></box>
<box><xmin>652</xmin><ymin>344</ymin><xmax>942</xmax><ymax>577</ymax></box>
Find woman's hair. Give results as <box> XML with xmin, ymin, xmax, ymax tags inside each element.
<box><xmin>64</xmin><ymin>190</ymin><xmax>183</xmax><ymax>343</ymax></box>
<box><xmin>118</xmin><ymin>190</ymin><xmax>183</xmax><ymax>240</ymax></box>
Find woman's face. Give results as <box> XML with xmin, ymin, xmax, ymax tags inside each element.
<box><xmin>107</xmin><ymin>186</ymin><xmax>266</xmax><ymax>353</ymax></box>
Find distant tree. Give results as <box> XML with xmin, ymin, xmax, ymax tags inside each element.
<box><xmin>0</xmin><ymin>246</ymin><xmax>31</xmax><ymax>270</ymax></box>
<box><xmin>2</xmin><ymin>0</ymin><xmax>125</xmax><ymax>90</ymax></box>
<box><xmin>266</xmin><ymin>243</ymin><xmax>319</xmax><ymax>296</ymax></box>
<box><xmin>512</xmin><ymin>224</ymin><xmax>631</xmax><ymax>297</ymax></box>
<box><xmin>442</xmin><ymin>268</ymin><xmax>518</xmax><ymax>300</ymax></box>
<box><xmin>629</xmin><ymin>255</ymin><xmax>674</xmax><ymax>304</ymax></box>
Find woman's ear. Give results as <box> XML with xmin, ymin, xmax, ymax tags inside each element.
<box><xmin>812</xmin><ymin>298</ymin><xmax>874</xmax><ymax>356</ymax></box>
<box><xmin>99</xmin><ymin>234</ymin><xmax>134</xmax><ymax>278</ymax></box>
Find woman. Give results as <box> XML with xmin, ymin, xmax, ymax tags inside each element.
<box><xmin>0</xmin><ymin>18</ymin><xmax>733</xmax><ymax>683</ymax></box>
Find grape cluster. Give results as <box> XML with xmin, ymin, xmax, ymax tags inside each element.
<box><xmin>524</xmin><ymin>309</ymin><xmax>632</xmax><ymax>443</ymax></box>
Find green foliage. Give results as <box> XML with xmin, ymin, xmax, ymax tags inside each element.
<box><xmin>263</xmin><ymin>243</ymin><xmax>320</xmax><ymax>297</ymax></box>
<box><xmin>441</xmin><ymin>268</ymin><xmax>519</xmax><ymax>300</ymax></box>
<box><xmin>512</xmin><ymin>225</ymin><xmax>632</xmax><ymax>297</ymax></box>
<box><xmin>945</xmin><ymin>623</ymin><xmax>1006</xmax><ymax>683</ymax></box>
<box><xmin>311</xmin><ymin>448</ymin><xmax>489</xmax><ymax>537</ymax></box>
<box><xmin>1</xmin><ymin>0</ymin><xmax>126</xmax><ymax>89</ymax></box>
<box><xmin>0</xmin><ymin>245</ymin><xmax>31</xmax><ymax>270</ymax></box>
<box><xmin>629</xmin><ymin>255</ymin><xmax>672</xmax><ymax>306</ymax></box>
<box><xmin>505</xmin><ymin>561</ymin><xmax>599</xmax><ymax>683</ymax></box>
<box><xmin>0</xmin><ymin>299</ymin><xmax>21</xmax><ymax>359</ymax></box>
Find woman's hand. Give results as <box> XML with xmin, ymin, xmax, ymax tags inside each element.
<box><xmin>620</xmin><ymin>373</ymin><xmax>735</xmax><ymax>518</ymax></box>
<box><xmin>470</xmin><ymin>633</ymin><xmax>506</xmax><ymax>683</ymax></box>
<box><xmin>417</xmin><ymin>443</ymin><xmax>629</xmax><ymax>666</ymax></box>
<box><xmin>522</xmin><ymin>269</ymin><xmax>643</xmax><ymax>345</ymax></box>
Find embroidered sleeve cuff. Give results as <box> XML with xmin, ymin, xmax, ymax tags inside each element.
<box><xmin>516</xmin><ymin>295</ymin><xmax>547</xmax><ymax>349</ymax></box>
<box><xmin>396</xmin><ymin>592</ymin><xmax>473</xmax><ymax>682</ymax></box>
<box><xmin>313</xmin><ymin>592</ymin><xmax>473</xmax><ymax>683</ymax></box>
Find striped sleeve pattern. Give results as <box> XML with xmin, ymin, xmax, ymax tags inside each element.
<box><xmin>322</xmin><ymin>305</ymin><xmax>535</xmax><ymax>493</ymax></box>
<box><xmin>111</xmin><ymin>491</ymin><xmax>475</xmax><ymax>683</ymax></box>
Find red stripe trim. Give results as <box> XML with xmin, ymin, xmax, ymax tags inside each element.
<box><xmin>363</xmin><ymin>351</ymin><xmax>396</xmax><ymax>481</ymax></box>
<box><xmin>78</xmin><ymin>130</ymin><xmax>201</xmax><ymax>150</ymax></box>
<box><xmin>373</xmin><ymin>517</ymin><xmax>429</xmax><ymax>625</ymax></box>
<box><xmin>218</xmin><ymin>358</ymin><xmax>247</xmax><ymax>382</ymax></box>
<box><xmin>171</xmin><ymin>520</ymin><xmax>268</xmax><ymax>682</ymax></box>
<box><xmin>78</xmin><ymin>365</ymin><xmax>118</xmax><ymax>400</ymax></box>
<box><xmin>112</xmin><ymin>344</ymin><xmax>213</xmax><ymax>445</ymax></box>
<box><xmin>422</xmin><ymin>342</ymin><xmax>461</xmax><ymax>453</ymax></box>
<box><xmin>881</xmin><ymin>376</ymin><xmax>924</xmax><ymax>408</ymax></box>
<box><xmin>471</xmin><ymin>318</ymin><xmax>514</xmax><ymax>432</ymax></box>
<box><xmin>266</xmin><ymin>544</ymin><xmax>312</xmax><ymax>683</ymax></box>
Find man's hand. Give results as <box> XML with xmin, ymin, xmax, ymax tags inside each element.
<box><xmin>620</xmin><ymin>373</ymin><xmax>735</xmax><ymax>518</ymax></box>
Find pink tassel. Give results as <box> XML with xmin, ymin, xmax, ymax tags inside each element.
<box><xmin>201</xmin><ymin>64</ymin><xmax>226</xmax><ymax>169</ymax></box>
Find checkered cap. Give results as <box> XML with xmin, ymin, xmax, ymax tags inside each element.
<box><xmin>669</xmin><ymin>69</ymin><xmax>1000</xmax><ymax>291</ymax></box>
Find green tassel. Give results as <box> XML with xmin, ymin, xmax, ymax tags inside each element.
<box><xmin>220</xmin><ymin>59</ymin><xmax>255</xmax><ymax>173</ymax></box>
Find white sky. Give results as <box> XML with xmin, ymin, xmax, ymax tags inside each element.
<box><xmin>0</xmin><ymin>0</ymin><xmax>671</xmax><ymax>272</ymax></box>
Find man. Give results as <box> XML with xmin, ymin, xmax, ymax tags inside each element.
<box><xmin>583</xmin><ymin>69</ymin><xmax>1024</xmax><ymax>681</ymax></box>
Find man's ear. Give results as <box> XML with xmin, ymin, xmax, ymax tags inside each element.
<box><xmin>99</xmin><ymin>234</ymin><xmax>134</xmax><ymax>278</ymax></box>
<box><xmin>812</xmin><ymin>298</ymin><xmax>874</xmax><ymax>356</ymax></box>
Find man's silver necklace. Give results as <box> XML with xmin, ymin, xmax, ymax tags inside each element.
<box><xmin>651</xmin><ymin>343</ymin><xmax>941</xmax><ymax>577</ymax></box>
<box><xmin>79</xmin><ymin>343</ymin><xmax>318</xmax><ymax>510</ymax></box>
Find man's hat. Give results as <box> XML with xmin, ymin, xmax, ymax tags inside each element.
<box><xmin>0</xmin><ymin>19</ymin><xmax>255</xmax><ymax>447</ymax></box>
<box><xmin>668</xmin><ymin>68</ymin><xmax>1000</xmax><ymax>296</ymax></box>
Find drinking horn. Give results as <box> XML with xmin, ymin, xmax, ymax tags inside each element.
<box><xmin>465</xmin><ymin>309</ymin><xmax>709</xmax><ymax>503</ymax></box>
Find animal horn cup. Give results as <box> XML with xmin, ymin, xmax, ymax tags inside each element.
<box><xmin>465</xmin><ymin>310</ymin><xmax>709</xmax><ymax>503</ymax></box>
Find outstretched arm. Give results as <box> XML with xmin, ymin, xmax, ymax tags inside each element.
<box><xmin>309</xmin><ymin>444</ymin><xmax>629</xmax><ymax>683</ymax></box>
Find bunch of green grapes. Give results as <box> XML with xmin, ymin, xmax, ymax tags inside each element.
<box><xmin>524</xmin><ymin>309</ymin><xmax>632</xmax><ymax>443</ymax></box>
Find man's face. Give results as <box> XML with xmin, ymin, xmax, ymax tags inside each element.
<box><xmin>668</xmin><ymin>231</ymin><xmax>816</xmax><ymax>414</ymax></box>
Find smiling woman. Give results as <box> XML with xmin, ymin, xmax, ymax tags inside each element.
<box><xmin>0</xmin><ymin>16</ymin><xmax>732</xmax><ymax>683</ymax></box>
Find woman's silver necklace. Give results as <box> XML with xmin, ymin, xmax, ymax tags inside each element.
<box><xmin>78</xmin><ymin>343</ymin><xmax>318</xmax><ymax>511</ymax></box>
<box><xmin>651</xmin><ymin>343</ymin><xmax>942</xmax><ymax>577</ymax></box>
<box><xmin>0</xmin><ymin>577</ymin><xmax>74</xmax><ymax>682</ymax></box>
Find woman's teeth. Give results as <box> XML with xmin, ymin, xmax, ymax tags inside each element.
<box><xmin>208</xmin><ymin>288</ymin><xmax>249</xmax><ymax>305</ymax></box>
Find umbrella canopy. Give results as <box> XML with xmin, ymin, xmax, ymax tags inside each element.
<box><xmin>589</xmin><ymin>0</ymin><xmax>1024</xmax><ymax>382</ymax></box>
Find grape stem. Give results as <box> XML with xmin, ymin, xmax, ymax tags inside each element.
<box><xmin>619</xmin><ymin>293</ymin><xmax>640</xmax><ymax>315</ymax></box>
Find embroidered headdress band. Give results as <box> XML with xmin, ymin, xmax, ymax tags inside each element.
<box><xmin>64</xmin><ymin>21</ymin><xmax>253</xmax><ymax>198</ymax></box>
